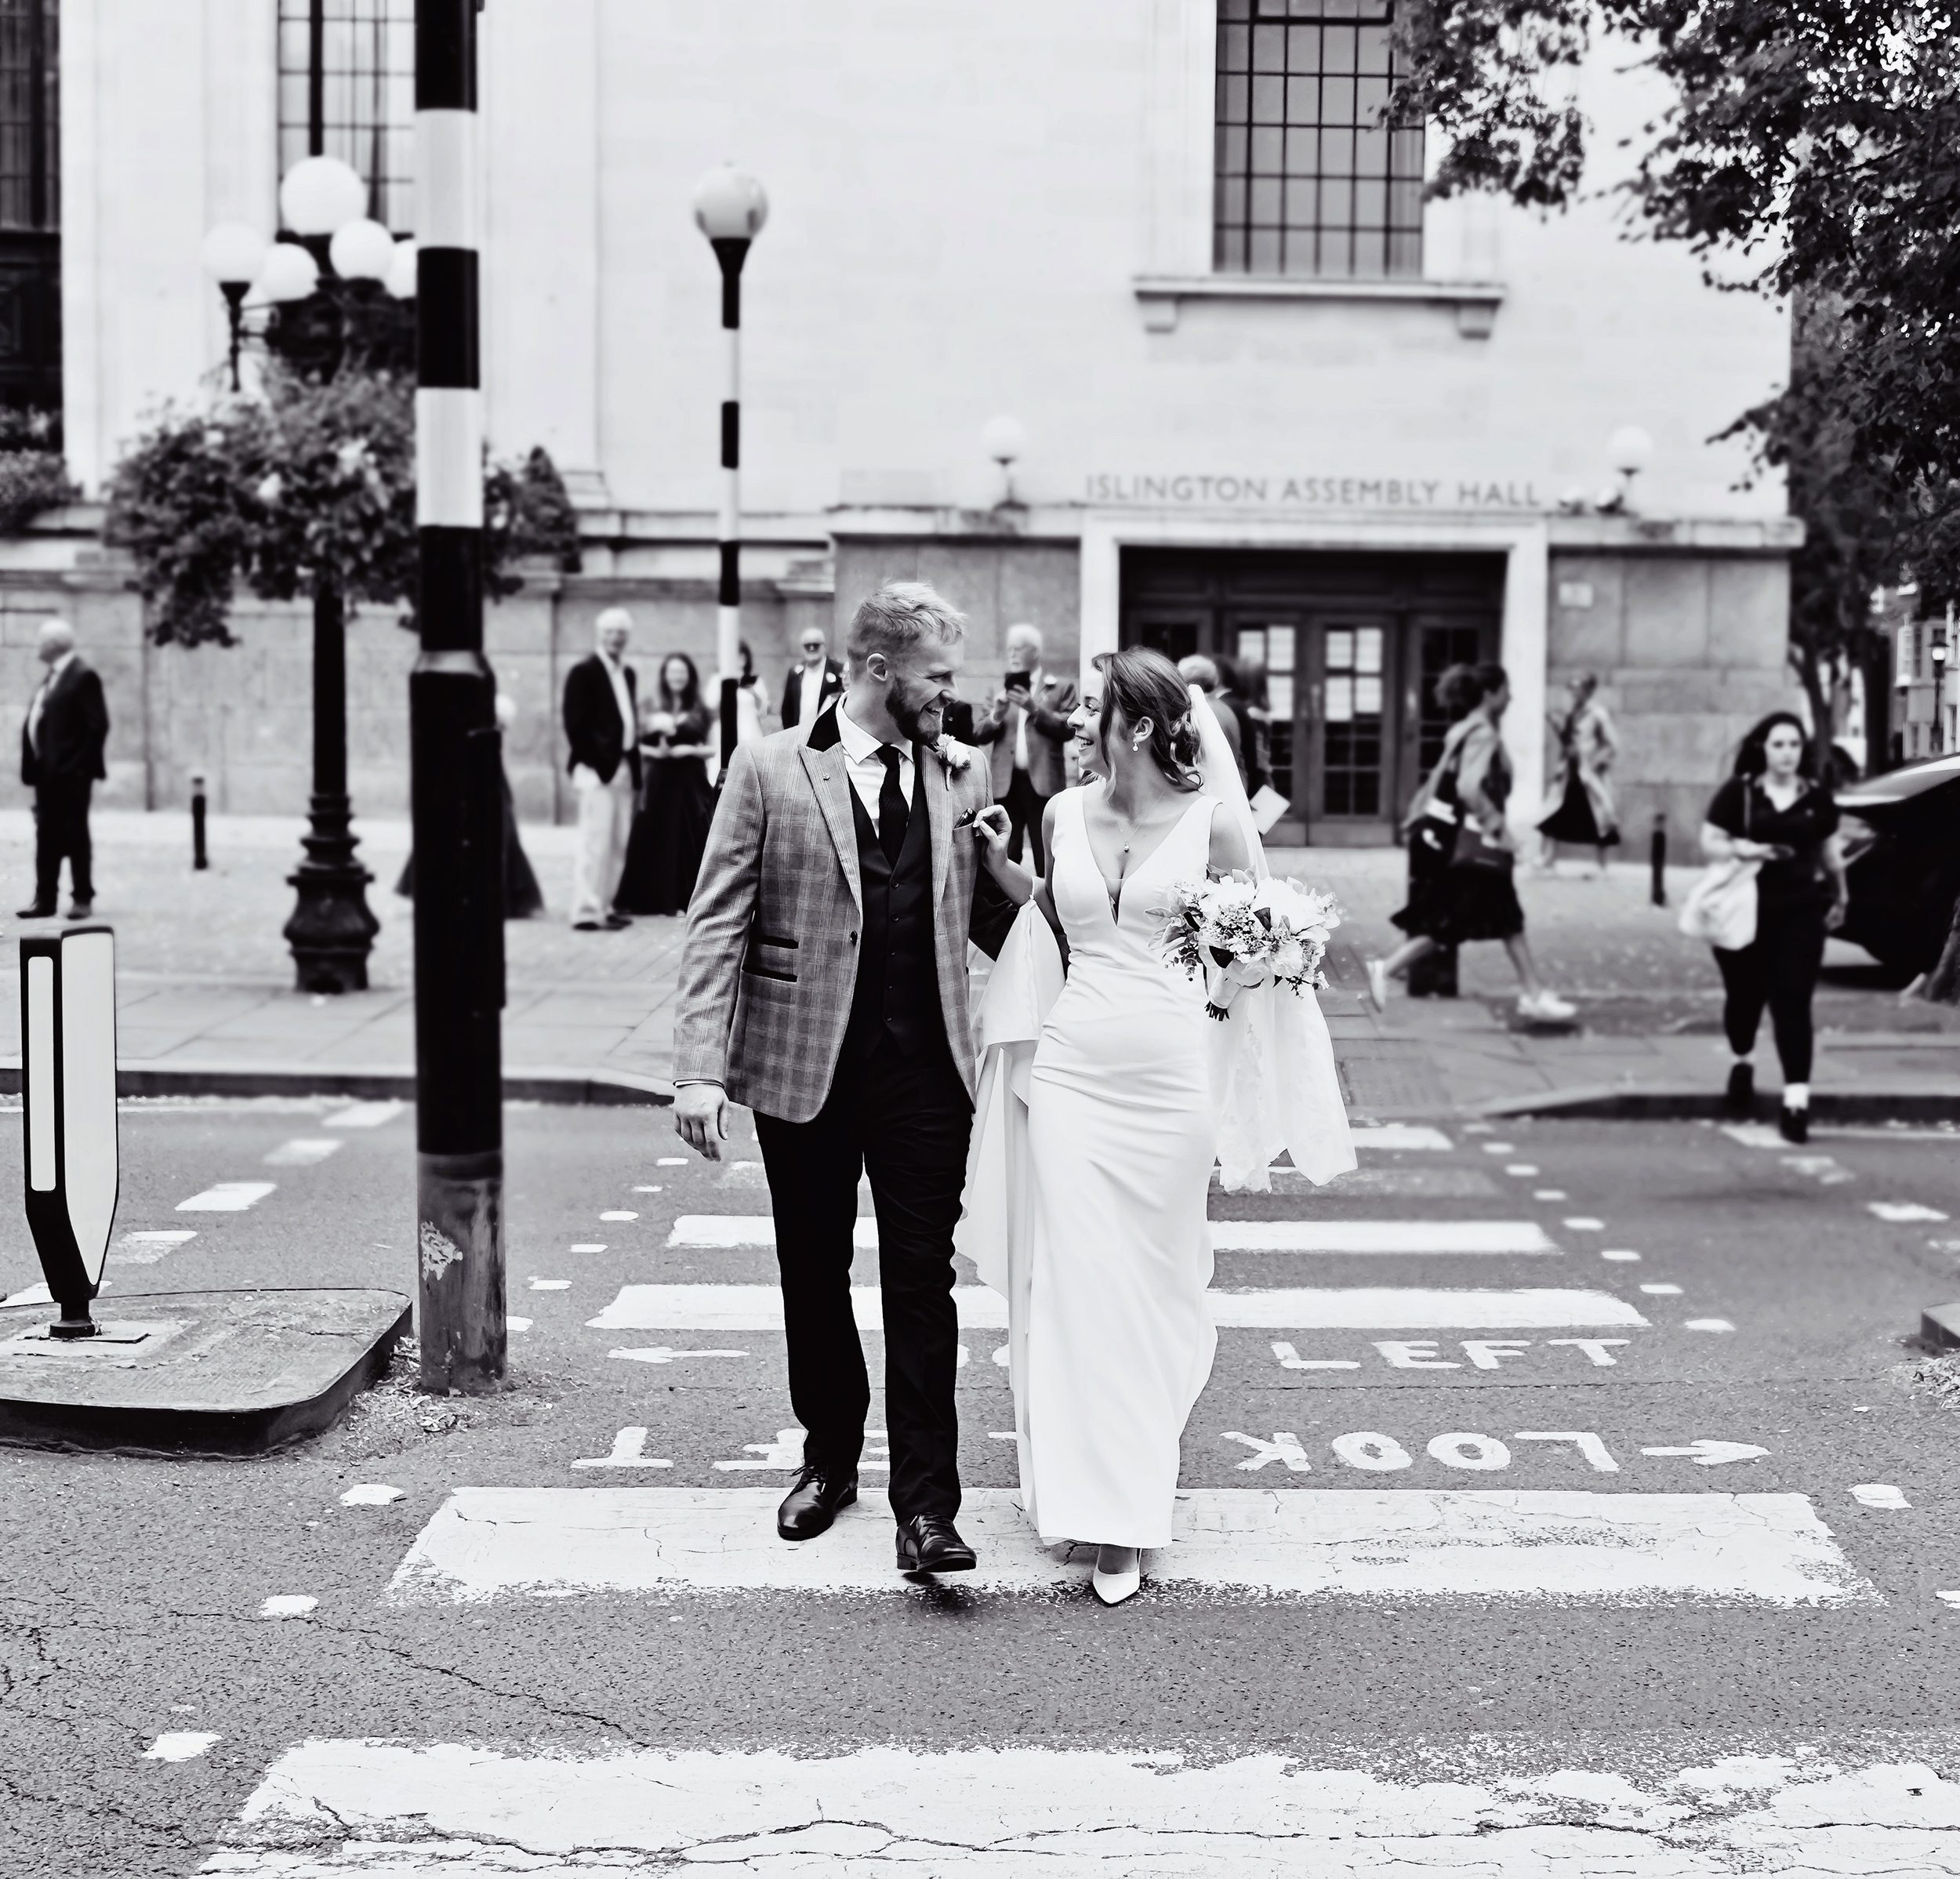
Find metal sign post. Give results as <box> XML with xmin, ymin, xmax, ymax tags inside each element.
<box><xmin>20</xmin><ymin>928</ymin><xmax>119</xmax><ymax>1340</ymax></box>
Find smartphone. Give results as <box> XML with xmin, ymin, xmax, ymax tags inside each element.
<box><xmin>1004</xmin><ymin>669</ymin><xmax>1034</xmax><ymax>693</ymax></box>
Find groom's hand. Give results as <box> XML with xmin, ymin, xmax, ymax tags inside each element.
<box><xmin>674</xmin><ymin>1083</ymin><xmax>730</xmax><ymax>1160</ymax></box>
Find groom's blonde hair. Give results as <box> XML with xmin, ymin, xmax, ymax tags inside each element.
<box><xmin>846</xmin><ymin>581</ymin><xmax>966</xmax><ymax>671</ymax></box>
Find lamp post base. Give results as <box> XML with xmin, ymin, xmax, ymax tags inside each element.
<box><xmin>285</xmin><ymin>793</ymin><xmax>379</xmax><ymax>994</ymax></box>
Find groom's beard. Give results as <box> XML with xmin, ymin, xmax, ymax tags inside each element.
<box><xmin>889</xmin><ymin>688</ymin><xmax>946</xmax><ymax>745</ymax></box>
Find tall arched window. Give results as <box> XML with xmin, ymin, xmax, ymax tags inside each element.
<box><xmin>0</xmin><ymin>0</ymin><xmax>60</xmax><ymax>413</ymax></box>
<box><xmin>278</xmin><ymin>0</ymin><xmax>415</xmax><ymax>234</ymax></box>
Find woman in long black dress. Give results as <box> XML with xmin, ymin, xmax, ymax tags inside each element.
<box><xmin>614</xmin><ymin>653</ymin><xmax>715</xmax><ymax>916</ymax></box>
<box><xmin>1700</xmin><ymin>711</ymin><xmax>1848</xmax><ymax>1143</ymax></box>
<box><xmin>394</xmin><ymin>690</ymin><xmax>546</xmax><ymax>918</ymax></box>
<box><xmin>1364</xmin><ymin>662</ymin><xmax>1576</xmax><ymax>1024</ymax></box>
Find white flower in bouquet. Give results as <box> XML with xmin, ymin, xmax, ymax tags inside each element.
<box><xmin>1155</xmin><ymin>869</ymin><xmax>1340</xmax><ymax>1018</ymax></box>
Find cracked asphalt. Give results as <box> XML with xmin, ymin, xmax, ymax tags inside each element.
<box><xmin>3</xmin><ymin>1097</ymin><xmax>1960</xmax><ymax>1874</ymax></box>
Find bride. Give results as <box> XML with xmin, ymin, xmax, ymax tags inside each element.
<box><xmin>959</xmin><ymin>646</ymin><xmax>1352</xmax><ymax>1606</ymax></box>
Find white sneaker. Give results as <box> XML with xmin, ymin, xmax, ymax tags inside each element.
<box><xmin>1364</xmin><ymin>957</ymin><xmax>1388</xmax><ymax>1014</ymax></box>
<box><xmin>1091</xmin><ymin>1546</ymin><xmax>1142</xmax><ymax>1607</ymax></box>
<box><xmin>1518</xmin><ymin>990</ymin><xmax>1577</xmax><ymax>1022</ymax></box>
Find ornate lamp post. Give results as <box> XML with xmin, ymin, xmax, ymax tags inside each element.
<box><xmin>201</xmin><ymin>155</ymin><xmax>408</xmax><ymax>992</ymax></box>
<box><xmin>691</xmin><ymin>165</ymin><xmax>768</xmax><ymax>774</ymax></box>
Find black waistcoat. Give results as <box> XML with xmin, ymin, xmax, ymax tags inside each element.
<box><xmin>842</xmin><ymin>755</ymin><xmax>940</xmax><ymax>1064</ymax></box>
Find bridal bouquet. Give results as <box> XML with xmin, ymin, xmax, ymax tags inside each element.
<box><xmin>1156</xmin><ymin>872</ymin><xmax>1341</xmax><ymax>1020</ymax></box>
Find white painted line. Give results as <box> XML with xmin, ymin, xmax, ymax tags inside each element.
<box><xmin>1272</xmin><ymin>1342</ymin><xmax>1361</xmax><ymax>1370</ymax></box>
<box><xmin>1871</xmin><ymin>1201</ymin><xmax>1950</xmax><ymax>1223</ymax></box>
<box><xmin>632</xmin><ymin>1184</ymin><xmax>662</xmax><ymax>1193</ymax></box>
<box><xmin>1481</xmin><ymin>1142</ymin><xmax>1515</xmax><ymax>1155</ymax></box>
<box><xmin>669</xmin><ymin>1216</ymin><xmax>1563</xmax><ymax>1256</ymax></box>
<box><xmin>568</xmin><ymin>1242</ymin><xmax>607</xmax><ymax>1253</ymax></box>
<box><xmin>1533</xmin><ymin>1188</ymin><xmax>1569</xmax><ymax>1201</ymax></box>
<box><xmin>1850</xmin><ymin>1483</ymin><xmax>1910</xmax><ymax>1510</ymax></box>
<box><xmin>1685</xmin><ymin>1319</ymin><xmax>1736</xmax><ymax>1333</ymax></box>
<box><xmin>325</xmin><ymin>1100</ymin><xmax>405</xmax><ymax>1129</ymax></box>
<box><xmin>1504</xmin><ymin>1163</ymin><xmax>1540</xmax><ymax>1177</ymax></box>
<box><xmin>655</xmin><ymin>1156</ymin><xmax>688</xmax><ymax>1166</ymax></box>
<box><xmin>506</xmin><ymin>1316</ymin><xmax>532</xmax><ymax>1333</ymax></box>
<box><xmin>142</xmin><ymin>1731</ymin><xmax>220</xmax><ymax>1762</ymax></box>
<box><xmin>1639</xmin><ymin>1284</ymin><xmax>1683</xmax><ymax>1296</ymax></box>
<box><xmin>339</xmin><ymin>1485</ymin><xmax>404</xmax><ymax>1507</ymax></box>
<box><xmin>385</xmin><ymin>1486</ymin><xmax>1869</xmax><ymax>1604</ymax></box>
<box><xmin>212</xmin><ymin>1741</ymin><xmax>1960</xmax><ymax>1874</ymax></box>
<box><xmin>589</xmin><ymin>1285</ymin><xmax>1647</xmax><ymax>1333</ymax></box>
<box><xmin>263</xmin><ymin>1139</ymin><xmax>342</xmax><ymax>1168</ymax></box>
<box><xmin>609</xmin><ymin>1347</ymin><xmax>749</xmax><ymax>1366</ymax></box>
<box><xmin>599</xmin><ymin>1210</ymin><xmax>639</xmax><ymax>1222</ymax></box>
<box><xmin>1939</xmin><ymin>1590</ymin><xmax>1960</xmax><ymax>1608</ymax></box>
<box><xmin>114</xmin><ymin>1229</ymin><xmax>198</xmax><ymax>1265</ymax></box>
<box><xmin>1602</xmin><ymin>1249</ymin><xmax>1642</xmax><ymax>1262</ymax></box>
<box><xmin>1</xmin><ymin>1282</ymin><xmax>52</xmax><ymax>1306</ymax></box>
<box><xmin>177</xmin><ymin>1181</ymin><xmax>277</xmax><ymax>1213</ymax></box>
<box><xmin>1563</xmin><ymin>1217</ymin><xmax>1606</xmax><ymax>1231</ymax></box>
<box><xmin>259</xmin><ymin>1595</ymin><xmax>316</xmax><ymax>1619</ymax></box>
<box><xmin>528</xmin><ymin>1279</ymin><xmax>571</xmax><ymax>1292</ymax></box>
<box><xmin>572</xmin><ymin>1427</ymin><xmax>671</xmax><ymax>1470</ymax></box>
<box><xmin>1350</xmin><ymin>1123</ymin><xmax>1452</xmax><ymax>1152</ymax></box>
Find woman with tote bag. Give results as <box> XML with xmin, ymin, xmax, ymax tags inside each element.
<box><xmin>1696</xmin><ymin>712</ymin><xmax>1848</xmax><ymax>1142</ymax></box>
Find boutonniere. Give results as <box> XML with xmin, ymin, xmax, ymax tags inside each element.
<box><xmin>932</xmin><ymin>736</ymin><xmax>973</xmax><ymax>774</ymax></box>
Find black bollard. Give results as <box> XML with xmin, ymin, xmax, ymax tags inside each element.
<box><xmin>191</xmin><ymin>771</ymin><xmax>209</xmax><ymax>872</ymax></box>
<box><xmin>1650</xmin><ymin>814</ymin><xmax>1666</xmax><ymax>908</ymax></box>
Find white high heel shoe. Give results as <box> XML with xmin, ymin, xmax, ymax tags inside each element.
<box><xmin>1091</xmin><ymin>1546</ymin><xmax>1142</xmax><ymax>1607</ymax></box>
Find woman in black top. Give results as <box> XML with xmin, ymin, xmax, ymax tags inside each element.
<box><xmin>614</xmin><ymin>653</ymin><xmax>716</xmax><ymax>916</ymax></box>
<box><xmin>1700</xmin><ymin>712</ymin><xmax>1848</xmax><ymax>1142</ymax></box>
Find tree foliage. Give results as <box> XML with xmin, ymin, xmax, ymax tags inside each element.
<box><xmin>1394</xmin><ymin>0</ymin><xmax>1960</xmax><ymax>615</ymax></box>
<box><xmin>104</xmin><ymin>364</ymin><xmax>582</xmax><ymax>647</ymax></box>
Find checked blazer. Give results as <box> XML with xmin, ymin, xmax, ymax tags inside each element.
<box><xmin>673</xmin><ymin>706</ymin><xmax>1005</xmax><ymax>1123</ymax></box>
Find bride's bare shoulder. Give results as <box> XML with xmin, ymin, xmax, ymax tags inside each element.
<box><xmin>1204</xmin><ymin>796</ymin><xmax>1252</xmax><ymax>874</ymax></box>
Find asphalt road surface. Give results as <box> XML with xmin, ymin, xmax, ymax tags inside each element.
<box><xmin>4</xmin><ymin>1097</ymin><xmax>1960</xmax><ymax>1874</ymax></box>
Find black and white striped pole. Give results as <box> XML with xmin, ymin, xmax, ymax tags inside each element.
<box><xmin>410</xmin><ymin>0</ymin><xmax>506</xmax><ymax>1394</ymax></box>
<box><xmin>20</xmin><ymin>929</ymin><xmax>118</xmax><ymax>1340</ymax></box>
<box><xmin>691</xmin><ymin>165</ymin><xmax>768</xmax><ymax>775</ymax></box>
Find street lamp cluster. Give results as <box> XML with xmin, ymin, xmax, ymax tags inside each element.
<box><xmin>201</xmin><ymin>156</ymin><xmax>418</xmax><ymax>393</ymax></box>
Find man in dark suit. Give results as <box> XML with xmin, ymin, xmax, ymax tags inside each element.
<box><xmin>780</xmin><ymin>626</ymin><xmax>844</xmax><ymax>731</ymax></box>
<box><xmin>562</xmin><ymin>607</ymin><xmax>641</xmax><ymax>930</ymax></box>
<box><xmin>971</xmin><ymin>622</ymin><xmax>1076</xmax><ymax>873</ymax></box>
<box><xmin>19</xmin><ymin>619</ymin><xmax>109</xmax><ymax>920</ymax></box>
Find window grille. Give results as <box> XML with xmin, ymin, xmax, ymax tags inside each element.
<box><xmin>0</xmin><ymin>0</ymin><xmax>57</xmax><ymax>234</ymax></box>
<box><xmin>1214</xmin><ymin>0</ymin><xmax>1423</xmax><ymax>279</ymax></box>
<box><xmin>278</xmin><ymin>0</ymin><xmax>416</xmax><ymax>234</ymax></box>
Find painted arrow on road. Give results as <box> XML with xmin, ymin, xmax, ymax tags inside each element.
<box><xmin>608</xmin><ymin>1347</ymin><xmax>750</xmax><ymax>1366</ymax></box>
<box><xmin>1640</xmin><ymin>1442</ymin><xmax>1770</xmax><ymax>1467</ymax></box>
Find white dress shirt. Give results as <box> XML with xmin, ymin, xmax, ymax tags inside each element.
<box><xmin>600</xmin><ymin>653</ymin><xmax>634</xmax><ymax>745</ymax></box>
<box><xmin>27</xmin><ymin>651</ymin><xmax>73</xmax><ymax>754</ymax></box>
<box><xmin>1012</xmin><ymin>667</ymin><xmax>1044</xmax><ymax>772</ymax></box>
<box><xmin>835</xmin><ymin>702</ymin><xmax>913</xmax><ymax>836</ymax></box>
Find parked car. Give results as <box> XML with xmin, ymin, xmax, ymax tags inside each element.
<box><xmin>1835</xmin><ymin>753</ymin><xmax>1960</xmax><ymax>975</ymax></box>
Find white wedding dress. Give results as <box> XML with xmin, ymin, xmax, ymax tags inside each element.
<box><xmin>1019</xmin><ymin>786</ymin><xmax>1238</xmax><ymax>1548</ymax></box>
<box><xmin>956</xmin><ymin>687</ymin><xmax>1355</xmax><ymax>1555</ymax></box>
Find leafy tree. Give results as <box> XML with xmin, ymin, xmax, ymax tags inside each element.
<box><xmin>105</xmin><ymin>363</ymin><xmax>580</xmax><ymax>647</ymax></box>
<box><xmin>1392</xmin><ymin>0</ymin><xmax>1960</xmax><ymax>706</ymax></box>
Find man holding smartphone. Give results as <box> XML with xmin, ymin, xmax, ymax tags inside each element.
<box><xmin>972</xmin><ymin>622</ymin><xmax>1075</xmax><ymax>873</ymax></box>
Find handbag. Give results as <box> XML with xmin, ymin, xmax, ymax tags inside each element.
<box><xmin>1678</xmin><ymin>788</ymin><xmax>1759</xmax><ymax>950</ymax></box>
<box><xmin>1436</xmin><ymin>738</ymin><xmax>1512</xmax><ymax>871</ymax></box>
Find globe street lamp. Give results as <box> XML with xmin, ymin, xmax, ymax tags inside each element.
<box><xmin>1606</xmin><ymin>424</ymin><xmax>1654</xmax><ymax>512</ymax></box>
<box><xmin>200</xmin><ymin>154</ymin><xmax>411</xmax><ymax>992</ymax></box>
<box><xmin>691</xmin><ymin>164</ymin><xmax>768</xmax><ymax>774</ymax></box>
<box><xmin>1933</xmin><ymin>622</ymin><xmax>1950</xmax><ymax>756</ymax></box>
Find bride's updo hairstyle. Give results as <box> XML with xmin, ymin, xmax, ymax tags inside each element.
<box><xmin>1093</xmin><ymin>646</ymin><xmax>1203</xmax><ymax>790</ymax></box>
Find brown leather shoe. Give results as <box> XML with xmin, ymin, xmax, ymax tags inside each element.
<box><xmin>776</xmin><ymin>1464</ymin><xmax>857</xmax><ymax>1541</ymax></box>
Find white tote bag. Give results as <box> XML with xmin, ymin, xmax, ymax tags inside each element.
<box><xmin>1678</xmin><ymin>857</ymin><xmax>1760</xmax><ymax>951</ymax></box>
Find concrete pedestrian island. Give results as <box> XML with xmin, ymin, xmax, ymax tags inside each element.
<box><xmin>0</xmin><ymin>1286</ymin><xmax>408</xmax><ymax>1455</ymax></box>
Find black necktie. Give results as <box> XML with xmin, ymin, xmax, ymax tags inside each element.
<box><xmin>876</xmin><ymin>746</ymin><xmax>909</xmax><ymax>864</ymax></box>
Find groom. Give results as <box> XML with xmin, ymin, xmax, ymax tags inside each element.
<box><xmin>673</xmin><ymin>581</ymin><xmax>1011</xmax><ymax>1573</ymax></box>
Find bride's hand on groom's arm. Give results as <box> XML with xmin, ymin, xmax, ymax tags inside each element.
<box><xmin>673</xmin><ymin>1081</ymin><xmax>731</xmax><ymax>1161</ymax></box>
<box><xmin>971</xmin><ymin>805</ymin><xmax>1034</xmax><ymax>905</ymax></box>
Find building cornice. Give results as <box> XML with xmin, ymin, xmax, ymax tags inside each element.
<box><xmin>1132</xmin><ymin>274</ymin><xmax>1508</xmax><ymax>336</ymax></box>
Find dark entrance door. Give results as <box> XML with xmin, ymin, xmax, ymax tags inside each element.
<box><xmin>1120</xmin><ymin>548</ymin><xmax>1505</xmax><ymax>843</ymax></box>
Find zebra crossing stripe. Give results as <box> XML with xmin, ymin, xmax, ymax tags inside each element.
<box><xmin>207</xmin><ymin>1739</ymin><xmax>1955</xmax><ymax>1876</ymax></box>
<box><xmin>667</xmin><ymin>1216</ymin><xmax>1559</xmax><ymax>1254</ymax></box>
<box><xmin>586</xmin><ymin>1285</ymin><xmax>1648</xmax><ymax>1332</ymax></box>
<box><xmin>385</xmin><ymin>1486</ymin><xmax>1867</xmax><ymax>1604</ymax></box>
<box><xmin>1349</xmin><ymin>1123</ymin><xmax>1453</xmax><ymax>1151</ymax></box>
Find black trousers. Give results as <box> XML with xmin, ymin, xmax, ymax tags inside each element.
<box><xmin>1715</xmin><ymin>905</ymin><xmax>1828</xmax><ymax>1083</ymax></box>
<box><xmin>33</xmin><ymin>778</ymin><xmax>94</xmax><ymax>905</ymax></box>
<box><xmin>753</xmin><ymin>1040</ymin><xmax>972</xmax><ymax>1522</ymax></box>
<box><xmin>1003</xmin><ymin>769</ymin><xmax>1049</xmax><ymax>874</ymax></box>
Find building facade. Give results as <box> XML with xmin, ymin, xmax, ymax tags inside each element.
<box><xmin>14</xmin><ymin>0</ymin><xmax>1798</xmax><ymax>840</ymax></box>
